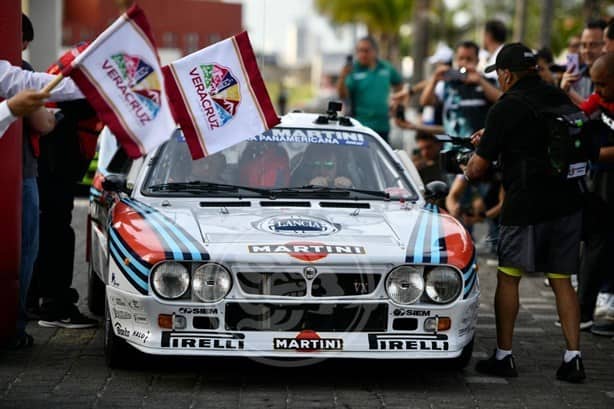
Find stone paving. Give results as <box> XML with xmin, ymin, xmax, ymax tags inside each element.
<box><xmin>1</xmin><ymin>199</ymin><xmax>613</xmax><ymax>409</ymax></box>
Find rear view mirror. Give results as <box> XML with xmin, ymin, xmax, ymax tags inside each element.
<box><xmin>102</xmin><ymin>173</ymin><xmax>128</xmax><ymax>193</ymax></box>
<box><xmin>424</xmin><ymin>180</ymin><xmax>449</xmax><ymax>201</ymax></box>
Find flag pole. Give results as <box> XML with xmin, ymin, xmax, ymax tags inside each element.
<box><xmin>41</xmin><ymin>74</ymin><xmax>64</xmax><ymax>94</ymax></box>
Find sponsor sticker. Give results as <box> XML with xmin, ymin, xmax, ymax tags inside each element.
<box><xmin>161</xmin><ymin>332</ymin><xmax>245</xmax><ymax>350</ymax></box>
<box><xmin>248</xmin><ymin>242</ymin><xmax>366</xmax><ymax>262</ymax></box>
<box><xmin>178</xmin><ymin>307</ymin><xmax>219</xmax><ymax>315</ymax></box>
<box><xmin>255</xmin><ymin>215</ymin><xmax>339</xmax><ymax>236</ymax></box>
<box><xmin>114</xmin><ymin>322</ymin><xmax>130</xmax><ymax>338</ymax></box>
<box><xmin>113</xmin><ymin>308</ymin><xmax>132</xmax><ymax>320</ymax></box>
<box><xmin>131</xmin><ymin>329</ymin><xmax>150</xmax><ymax>343</ymax></box>
<box><xmin>273</xmin><ymin>330</ymin><xmax>343</xmax><ymax>352</ymax></box>
<box><xmin>392</xmin><ymin>309</ymin><xmax>431</xmax><ymax>317</ymax></box>
<box><xmin>250</xmin><ymin>128</ymin><xmax>369</xmax><ymax>147</ymax></box>
<box><xmin>368</xmin><ymin>334</ymin><xmax>449</xmax><ymax>351</ymax></box>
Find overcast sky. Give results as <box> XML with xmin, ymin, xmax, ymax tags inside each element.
<box><xmin>227</xmin><ymin>0</ymin><xmax>352</xmax><ymax>55</ymax></box>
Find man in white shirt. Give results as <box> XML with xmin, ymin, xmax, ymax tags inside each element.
<box><xmin>483</xmin><ymin>20</ymin><xmax>507</xmax><ymax>80</ymax></box>
<box><xmin>0</xmin><ymin>59</ymin><xmax>83</xmax><ymax>349</ymax></box>
<box><xmin>0</xmin><ymin>59</ymin><xmax>83</xmax><ymax>136</ymax></box>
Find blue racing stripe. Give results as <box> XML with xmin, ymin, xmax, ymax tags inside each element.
<box><xmin>464</xmin><ymin>272</ymin><xmax>477</xmax><ymax>296</ymax></box>
<box><xmin>109</xmin><ymin>229</ymin><xmax>150</xmax><ymax>279</ymax></box>
<box><xmin>126</xmin><ymin>199</ymin><xmax>204</xmax><ymax>261</ymax></box>
<box><xmin>122</xmin><ymin>199</ymin><xmax>183</xmax><ymax>259</ymax></box>
<box><xmin>109</xmin><ymin>241</ymin><xmax>148</xmax><ymax>290</ymax></box>
<box><xmin>430</xmin><ymin>205</ymin><xmax>440</xmax><ymax>264</ymax></box>
<box><xmin>413</xmin><ymin>209</ymin><xmax>431</xmax><ymax>263</ymax></box>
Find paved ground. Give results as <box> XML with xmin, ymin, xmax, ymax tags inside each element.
<box><xmin>1</xmin><ymin>199</ymin><xmax>613</xmax><ymax>409</ymax></box>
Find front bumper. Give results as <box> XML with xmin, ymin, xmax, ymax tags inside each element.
<box><xmin>106</xmin><ymin>286</ymin><xmax>479</xmax><ymax>359</ymax></box>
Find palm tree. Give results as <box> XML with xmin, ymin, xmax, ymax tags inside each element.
<box><xmin>315</xmin><ymin>0</ymin><xmax>415</xmax><ymax>66</ymax></box>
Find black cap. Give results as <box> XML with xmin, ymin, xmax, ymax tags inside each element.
<box><xmin>484</xmin><ymin>43</ymin><xmax>537</xmax><ymax>73</ymax></box>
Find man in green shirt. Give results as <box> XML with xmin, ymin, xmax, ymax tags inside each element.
<box><xmin>337</xmin><ymin>36</ymin><xmax>402</xmax><ymax>143</ymax></box>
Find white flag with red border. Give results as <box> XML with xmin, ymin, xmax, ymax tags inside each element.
<box><xmin>162</xmin><ymin>31</ymin><xmax>279</xmax><ymax>159</ymax></box>
<box><xmin>62</xmin><ymin>4</ymin><xmax>175</xmax><ymax>158</ymax></box>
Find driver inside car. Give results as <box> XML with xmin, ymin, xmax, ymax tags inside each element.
<box><xmin>297</xmin><ymin>145</ymin><xmax>353</xmax><ymax>188</ymax></box>
<box><xmin>190</xmin><ymin>152</ymin><xmax>228</xmax><ymax>183</ymax></box>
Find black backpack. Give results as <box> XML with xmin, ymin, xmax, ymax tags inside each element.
<box><xmin>506</xmin><ymin>92</ymin><xmax>591</xmax><ymax>180</ymax></box>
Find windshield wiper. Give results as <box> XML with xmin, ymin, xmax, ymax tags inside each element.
<box><xmin>267</xmin><ymin>185</ymin><xmax>390</xmax><ymax>200</ymax></box>
<box><xmin>147</xmin><ymin>181</ymin><xmax>269</xmax><ymax>196</ymax></box>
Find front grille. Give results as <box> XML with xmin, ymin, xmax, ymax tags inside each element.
<box><xmin>225</xmin><ymin>303</ymin><xmax>388</xmax><ymax>332</ymax></box>
<box><xmin>237</xmin><ymin>273</ymin><xmax>306</xmax><ymax>296</ymax></box>
<box><xmin>311</xmin><ymin>273</ymin><xmax>381</xmax><ymax>297</ymax></box>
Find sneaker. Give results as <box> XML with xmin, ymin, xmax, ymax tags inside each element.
<box><xmin>590</xmin><ymin>320</ymin><xmax>614</xmax><ymax>336</ymax></box>
<box><xmin>556</xmin><ymin>356</ymin><xmax>585</xmax><ymax>383</ymax></box>
<box><xmin>475</xmin><ymin>351</ymin><xmax>518</xmax><ymax>377</ymax></box>
<box><xmin>593</xmin><ymin>293</ymin><xmax>614</xmax><ymax>320</ymax></box>
<box><xmin>38</xmin><ymin>307</ymin><xmax>98</xmax><ymax>329</ymax></box>
<box><xmin>554</xmin><ymin>320</ymin><xmax>593</xmax><ymax>331</ymax></box>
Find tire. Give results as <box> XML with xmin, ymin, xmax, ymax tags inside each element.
<box><xmin>450</xmin><ymin>337</ymin><xmax>474</xmax><ymax>369</ymax></box>
<box><xmin>104</xmin><ymin>299</ymin><xmax>134</xmax><ymax>368</ymax></box>
<box><xmin>87</xmin><ymin>261</ymin><xmax>105</xmax><ymax>316</ymax></box>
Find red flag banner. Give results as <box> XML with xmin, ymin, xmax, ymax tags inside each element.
<box><xmin>62</xmin><ymin>4</ymin><xmax>176</xmax><ymax>158</ymax></box>
<box><xmin>163</xmin><ymin>31</ymin><xmax>279</xmax><ymax>159</ymax></box>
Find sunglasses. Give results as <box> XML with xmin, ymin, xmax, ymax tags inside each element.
<box><xmin>311</xmin><ymin>160</ymin><xmax>336</xmax><ymax>169</ymax></box>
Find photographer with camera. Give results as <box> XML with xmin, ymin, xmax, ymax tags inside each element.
<box><xmin>465</xmin><ymin>43</ymin><xmax>586</xmax><ymax>382</ymax></box>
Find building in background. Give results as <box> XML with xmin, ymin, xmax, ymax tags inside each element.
<box><xmin>22</xmin><ymin>0</ymin><xmax>242</xmax><ymax>69</ymax></box>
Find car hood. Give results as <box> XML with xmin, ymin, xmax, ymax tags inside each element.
<box><xmin>112</xmin><ymin>198</ymin><xmax>473</xmax><ymax>269</ymax></box>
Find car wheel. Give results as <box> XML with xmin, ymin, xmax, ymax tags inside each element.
<box><xmin>87</xmin><ymin>261</ymin><xmax>105</xmax><ymax>316</ymax></box>
<box><xmin>450</xmin><ymin>337</ymin><xmax>474</xmax><ymax>369</ymax></box>
<box><xmin>104</xmin><ymin>299</ymin><xmax>133</xmax><ymax>368</ymax></box>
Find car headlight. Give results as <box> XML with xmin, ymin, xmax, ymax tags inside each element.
<box><xmin>192</xmin><ymin>263</ymin><xmax>232</xmax><ymax>302</ymax></box>
<box><xmin>425</xmin><ymin>267</ymin><xmax>462</xmax><ymax>304</ymax></box>
<box><xmin>386</xmin><ymin>265</ymin><xmax>424</xmax><ymax>305</ymax></box>
<box><xmin>151</xmin><ymin>262</ymin><xmax>190</xmax><ymax>299</ymax></box>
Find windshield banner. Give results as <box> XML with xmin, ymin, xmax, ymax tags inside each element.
<box><xmin>162</xmin><ymin>31</ymin><xmax>279</xmax><ymax>159</ymax></box>
<box><xmin>61</xmin><ymin>4</ymin><xmax>176</xmax><ymax>159</ymax></box>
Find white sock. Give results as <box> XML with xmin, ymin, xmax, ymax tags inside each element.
<box><xmin>495</xmin><ymin>347</ymin><xmax>512</xmax><ymax>360</ymax></box>
<box><xmin>564</xmin><ymin>350</ymin><xmax>581</xmax><ymax>363</ymax></box>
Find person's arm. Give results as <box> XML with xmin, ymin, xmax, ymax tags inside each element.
<box><xmin>464</xmin><ymin>67</ymin><xmax>501</xmax><ymax>102</ymax></box>
<box><xmin>599</xmin><ymin>146</ymin><xmax>614</xmax><ymax>163</ymax></box>
<box><xmin>420</xmin><ymin>65</ymin><xmax>448</xmax><ymax>106</ymax></box>
<box><xmin>0</xmin><ymin>60</ymin><xmax>83</xmax><ymax>101</ymax></box>
<box><xmin>445</xmin><ymin>175</ymin><xmax>468</xmax><ymax>218</ymax></box>
<box><xmin>395</xmin><ymin>117</ymin><xmax>444</xmax><ymax>135</ymax></box>
<box><xmin>336</xmin><ymin>64</ymin><xmax>352</xmax><ymax>100</ymax></box>
<box><xmin>465</xmin><ymin>106</ymin><xmax>502</xmax><ymax>180</ymax></box>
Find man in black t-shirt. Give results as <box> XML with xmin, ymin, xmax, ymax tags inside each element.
<box><xmin>465</xmin><ymin>44</ymin><xmax>586</xmax><ymax>383</ymax></box>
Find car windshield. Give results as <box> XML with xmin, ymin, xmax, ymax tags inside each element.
<box><xmin>142</xmin><ymin>128</ymin><xmax>417</xmax><ymax>200</ymax></box>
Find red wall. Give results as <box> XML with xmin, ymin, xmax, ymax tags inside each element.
<box><xmin>63</xmin><ymin>0</ymin><xmax>242</xmax><ymax>53</ymax></box>
<box><xmin>0</xmin><ymin>0</ymin><xmax>23</xmax><ymax>340</ymax></box>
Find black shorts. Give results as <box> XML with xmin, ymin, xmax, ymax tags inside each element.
<box><xmin>498</xmin><ymin>210</ymin><xmax>581</xmax><ymax>275</ymax></box>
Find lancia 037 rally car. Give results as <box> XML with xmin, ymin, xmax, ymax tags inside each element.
<box><xmin>87</xmin><ymin>107</ymin><xmax>479</xmax><ymax>368</ymax></box>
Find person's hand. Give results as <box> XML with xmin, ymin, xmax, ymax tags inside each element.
<box><xmin>464</xmin><ymin>65</ymin><xmax>481</xmax><ymax>85</ymax></box>
<box><xmin>470</xmin><ymin>128</ymin><xmax>485</xmax><ymax>146</ymax></box>
<box><xmin>7</xmin><ymin>89</ymin><xmax>50</xmax><ymax>117</ymax></box>
<box><xmin>340</xmin><ymin>63</ymin><xmax>352</xmax><ymax>78</ymax></box>
<box><xmin>28</xmin><ymin>108</ymin><xmax>56</xmax><ymax>135</ymax></box>
<box><xmin>333</xmin><ymin>176</ymin><xmax>352</xmax><ymax>188</ymax></box>
<box><xmin>394</xmin><ymin>117</ymin><xmax>416</xmax><ymax>130</ymax></box>
<box><xmin>560</xmin><ymin>71</ymin><xmax>580</xmax><ymax>92</ymax></box>
<box><xmin>433</xmin><ymin>65</ymin><xmax>450</xmax><ymax>81</ymax></box>
<box><xmin>309</xmin><ymin>176</ymin><xmax>329</xmax><ymax>187</ymax></box>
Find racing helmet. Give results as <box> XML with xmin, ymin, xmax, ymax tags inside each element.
<box><xmin>238</xmin><ymin>142</ymin><xmax>290</xmax><ymax>188</ymax></box>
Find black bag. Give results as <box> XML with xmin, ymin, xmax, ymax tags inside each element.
<box><xmin>506</xmin><ymin>92</ymin><xmax>591</xmax><ymax>180</ymax></box>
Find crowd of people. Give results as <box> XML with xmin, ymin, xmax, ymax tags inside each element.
<box><xmin>338</xmin><ymin>17</ymin><xmax>614</xmax><ymax>383</ymax></box>
<box><xmin>1</xmin><ymin>9</ymin><xmax>614</xmax><ymax>386</ymax></box>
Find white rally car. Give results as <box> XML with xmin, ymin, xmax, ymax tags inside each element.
<box><xmin>87</xmin><ymin>107</ymin><xmax>479</xmax><ymax>368</ymax></box>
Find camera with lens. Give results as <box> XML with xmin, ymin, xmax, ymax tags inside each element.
<box><xmin>436</xmin><ymin>134</ymin><xmax>475</xmax><ymax>174</ymax></box>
